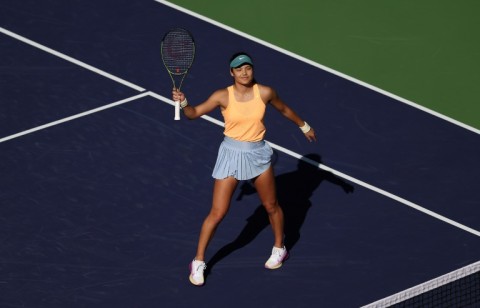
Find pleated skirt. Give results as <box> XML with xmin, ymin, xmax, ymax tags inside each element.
<box><xmin>212</xmin><ymin>136</ymin><xmax>273</xmax><ymax>180</ymax></box>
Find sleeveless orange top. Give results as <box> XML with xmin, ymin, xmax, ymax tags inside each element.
<box><xmin>222</xmin><ymin>84</ymin><xmax>266</xmax><ymax>142</ymax></box>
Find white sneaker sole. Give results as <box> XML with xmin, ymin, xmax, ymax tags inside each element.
<box><xmin>265</xmin><ymin>253</ymin><xmax>289</xmax><ymax>270</ymax></box>
<box><xmin>189</xmin><ymin>262</ymin><xmax>205</xmax><ymax>286</ymax></box>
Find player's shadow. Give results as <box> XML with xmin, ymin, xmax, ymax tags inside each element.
<box><xmin>205</xmin><ymin>153</ymin><xmax>354</xmax><ymax>275</ymax></box>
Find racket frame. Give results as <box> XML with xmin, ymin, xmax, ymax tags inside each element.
<box><xmin>160</xmin><ymin>27</ymin><xmax>195</xmax><ymax>120</ymax></box>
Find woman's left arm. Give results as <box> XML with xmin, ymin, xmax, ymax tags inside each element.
<box><xmin>265</xmin><ymin>86</ymin><xmax>317</xmax><ymax>142</ymax></box>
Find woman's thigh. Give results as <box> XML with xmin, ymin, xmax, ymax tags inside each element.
<box><xmin>253</xmin><ymin>166</ymin><xmax>277</xmax><ymax>208</ymax></box>
<box><xmin>210</xmin><ymin>176</ymin><xmax>239</xmax><ymax>217</ymax></box>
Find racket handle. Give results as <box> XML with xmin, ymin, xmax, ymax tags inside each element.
<box><xmin>174</xmin><ymin>100</ymin><xmax>180</xmax><ymax>120</ymax></box>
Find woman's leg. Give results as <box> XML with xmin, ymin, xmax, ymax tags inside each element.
<box><xmin>253</xmin><ymin>166</ymin><xmax>284</xmax><ymax>248</ymax></box>
<box><xmin>194</xmin><ymin>176</ymin><xmax>238</xmax><ymax>261</ymax></box>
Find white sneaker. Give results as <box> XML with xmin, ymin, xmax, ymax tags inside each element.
<box><xmin>189</xmin><ymin>259</ymin><xmax>206</xmax><ymax>286</ymax></box>
<box><xmin>264</xmin><ymin>246</ymin><xmax>288</xmax><ymax>269</ymax></box>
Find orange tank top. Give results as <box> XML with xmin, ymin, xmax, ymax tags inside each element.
<box><xmin>222</xmin><ymin>84</ymin><xmax>266</xmax><ymax>142</ymax></box>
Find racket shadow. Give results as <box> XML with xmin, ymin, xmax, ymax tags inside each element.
<box><xmin>205</xmin><ymin>153</ymin><xmax>354</xmax><ymax>276</ymax></box>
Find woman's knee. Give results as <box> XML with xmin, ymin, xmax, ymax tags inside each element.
<box><xmin>263</xmin><ymin>200</ymin><xmax>281</xmax><ymax>215</ymax></box>
<box><xmin>207</xmin><ymin>209</ymin><xmax>228</xmax><ymax>225</ymax></box>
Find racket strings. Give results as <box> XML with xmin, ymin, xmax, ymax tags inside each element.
<box><xmin>161</xmin><ymin>29</ymin><xmax>195</xmax><ymax>75</ymax></box>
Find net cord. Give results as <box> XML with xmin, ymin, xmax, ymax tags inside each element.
<box><xmin>361</xmin><ymin>261</ymin><xmax>480</xmax><ymax>308</ymax></box>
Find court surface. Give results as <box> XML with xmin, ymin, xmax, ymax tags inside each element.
<box><xmin>1</xmin><ymin>1</ymin><xmax>479</xmax><ymax>307</ymax></box>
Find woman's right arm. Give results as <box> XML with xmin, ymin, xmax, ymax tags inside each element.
<box><xmin>172</xmin><ymin>88</ymin><xmax>227</xmax><ymax>120</ymax></box>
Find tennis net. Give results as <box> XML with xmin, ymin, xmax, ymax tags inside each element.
<box><xmin>362</xmin><ymin>260</ymin><xmax>480</xmax><ymax>308</ymax></box>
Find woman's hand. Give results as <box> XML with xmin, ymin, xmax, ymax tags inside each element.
<box><xmin>304</xmin><ymin>127</ymin><xmax>317</xmax><ymax>142</ymax></box>
<box><xmin>172</xmin><ymin>88</ymin><xmax>185</xmax><ymax>103</ymax></box>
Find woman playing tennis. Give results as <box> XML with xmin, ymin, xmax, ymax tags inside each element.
<box><xmin>172</xmin><ymin>52</ymin><xmax>316</xmax><ymax>286</ymax></box>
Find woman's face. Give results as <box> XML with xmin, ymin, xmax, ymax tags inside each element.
<box><xmin>230</xmin><ymin>64</ymin><xmax>254</xmax><ymax>85</ymax></box>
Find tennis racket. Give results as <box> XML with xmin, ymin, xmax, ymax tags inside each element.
<box><xmin>161</xmin><ymin>28</ymin><xmax>195</xmax><ymax>120</ymax></box>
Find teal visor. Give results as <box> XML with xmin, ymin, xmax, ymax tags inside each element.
<box><xmin>230</xmin><ymin>55</ymin><xmax>253</xmax><ymax>68</ymax></box>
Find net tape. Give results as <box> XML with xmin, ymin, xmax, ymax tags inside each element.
<box><xmin>362</xmin><ymin>260</ymin><xmax>480</xmax><ymax>308</ymax></box>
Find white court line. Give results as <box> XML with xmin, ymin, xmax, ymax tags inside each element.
<box><xmin>154</xmin><ymin>0</ymin><xmax>480</xmax><ymax>135</ymax></box>
<box><xmin>0</xmin><ymin>27</ymin><xmax>145</xmax><ymax>92</ymax></box>
<box><xmin>2</xmin><ymin>26</ymin><xmax>479</xmax><ymax>237</ymax></box>
<box><xmin>0</xmin><ymin>92</ymin><xmax>150</xmax><ymax>143</ymax></box>
<box><xmin>146</xmin><ymin>92</ymin><xmax>480</xmax><ymax>238</ymax></box>
<box><xmin>269</xmin><ymin>146</ymin><xmax>480</xmax><ymax>237</ymax></box>
<box><xmin>147</xmin><ymin>91</ymin><xmax>225</xmax><ymax>127</ymax></box>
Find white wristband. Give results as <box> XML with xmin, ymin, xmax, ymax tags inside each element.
<box><xmin>180</xmin><ymin>98</ymin><xmax>188</xmax><ymax>109</ymax></box>
<box><xmin>299</xmin><ymin>121</ymin><xmax>311</xmax><ymax>133</ymax></box>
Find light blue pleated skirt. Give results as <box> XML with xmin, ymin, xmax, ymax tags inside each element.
<box><xmin>212</xmin><ymin>136</ymin><xmax>273</xmax><ymax>180</ymax></box>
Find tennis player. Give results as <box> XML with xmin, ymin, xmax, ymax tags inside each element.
<box><xmin>172</xmin><ymin>52</ymin><xmax>316</xmax><ymax>286</ymax></box>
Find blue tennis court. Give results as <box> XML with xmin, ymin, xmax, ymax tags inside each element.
<box><xmin>1</xmin><ymin>1</ymin><xmax>479</xmax><ymax>307</ymax></box>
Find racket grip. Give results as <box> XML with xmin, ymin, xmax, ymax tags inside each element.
<box><xmin>174</xmin><ymin>100</ymin><xmax>180</xmax><ymax>120</ymax></box>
